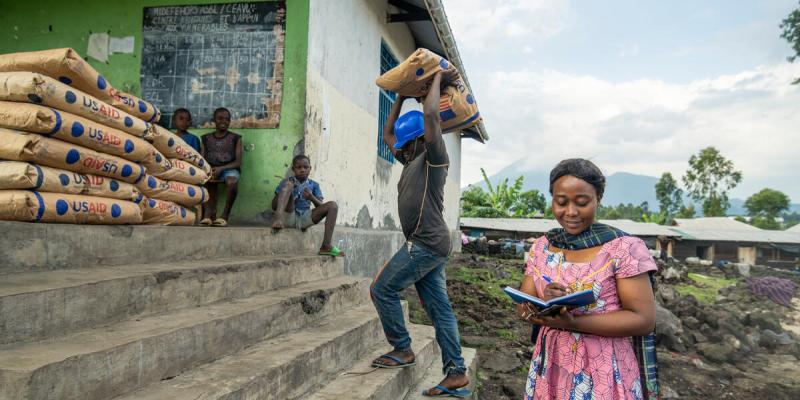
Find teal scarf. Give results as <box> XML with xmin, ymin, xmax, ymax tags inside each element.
<box><xmin>545</xmin><ymin>222</ymin><xmax>628</xmax><ymax>250</ymax></box>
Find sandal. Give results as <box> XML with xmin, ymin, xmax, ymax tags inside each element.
<box><xmin>199</xmin><ymin>218</ymin><xmax>213</xmax><ymax>226</ymax></box>
<box><xmin>212</xmin><ymin>218</ymin><xmax>227</xmax><ymax>227</ymax></box>
<box><xmin>318</xmin><ymin>245</ymin><xmax>345</xmax><ymax>257</ymax></box>
<box><xmin>371</xmin><ymin>354</ymin><xmax>416</xmax><ymax>369</ymax></box>
<box><xmin>422</xmin><ymin>385</ymin><xmax>472</xmax><ymax>398</ymax></box>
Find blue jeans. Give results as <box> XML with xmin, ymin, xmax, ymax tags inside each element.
<box><xmin>370</xmin><ymin>241</ymin><xmax>466</xmax><ymax>376</ymax></box>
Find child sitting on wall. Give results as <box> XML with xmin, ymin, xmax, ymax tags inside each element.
<box><xmin>200</xmin><ymin>107</ymin><xmax>242</xmax><ymax>227</ymax></box>
<box><xmin>271</xmin><ymin>155</ymin><xmax>343</xmax><ymax>256</ymax></box>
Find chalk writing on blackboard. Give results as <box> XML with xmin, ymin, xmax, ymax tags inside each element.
<box><xmin>141</xmin><ymin>1</ymin><xmax>285</xmax><ymax>129</ymax></box>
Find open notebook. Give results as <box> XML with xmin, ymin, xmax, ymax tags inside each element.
<box><xmin>504</xmin><ymin>286</ymin><xmax>596</xmax><ymax>316</ymax></box>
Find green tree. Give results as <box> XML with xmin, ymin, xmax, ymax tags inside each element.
<box><xmin>751</xmin><ymin>216</ymin><xmax>782</xmax><ymax>230</ymax></box>
<box><xmin>655</xmin><ymin>172</ymin><xmax>684</xmax><ymax>222</ymax></box>
<box><xmin>744</xmin><ymin>188</ymin><xmax>790</xmax><ymax>230</ymax></box>
<box><xmin>642</xmin><ymin>212</ymin><xmax>668</xmax><ymax>225</ymax></box>
<box><xmin>515</xmin><ymin>190</ymin><xmax>547</xmax><ymax>218</ymax></box>
<box><xmin>745</xmin><ymin>188</ymin><xmax>791</xmax><ymax>218</ymax></box>
<box><xmin>682</xmin><ymin>147</ymin><xmax>742</xmax><ymax>217</ymax></box>
<box><xmin>460</xmin><ymin>168</ymin><xmax>546</xmax><ymax>218</ymax></box>
<box><xmin>676</xmin><ymin>203</ymin><xmax>696</xmax><ymax>219</ymax></box>
<box><xmin>597</xmin><ymin>202</ymin><xmax>651</xmax><ymax>222</ymax></box>
<box><xmin>783</xmin><ymin>212</ymin><xmax>800</xmax><ymax>230</ymax></box>
<box><xmin>460</xmin><ymin>185</ymin><xmax>505</xmax><ymax>217</ymax></box>
<box><xmin>780</xmin><ymin>3</ymin><xmax>800</xmax><ymax>84</ymax></box>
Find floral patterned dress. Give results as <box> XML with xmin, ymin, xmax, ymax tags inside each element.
<box><xmin>523</xmin><ymin>236</ymin><xmax>657</xmax><ymax>400</ymax></box>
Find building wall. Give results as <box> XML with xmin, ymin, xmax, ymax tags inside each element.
<box><xmin>715</xmin><ymin>242</ymin><xmax>739</xmax><ymax>263</ymax></box>
<box><xmin>0</xmin><ymin>0</ymin><xmax>310</xmax><ymax>223</ymax></box>
<box><xmin>304</xmin><ymin>0</ymin><xmax>463</xmax><ymax>232</ymax></box>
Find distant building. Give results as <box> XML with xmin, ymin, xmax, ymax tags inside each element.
<box><xmin>459</xmin><ymin>217</ymin><xmax>680</xmax><ymax>257</ymax></box>
<box><xmin>670</xmin><ymin>217</ymin><xmax>800</xmax><ymax>267</ymax></box>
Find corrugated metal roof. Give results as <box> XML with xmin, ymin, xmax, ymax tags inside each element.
<box><xmin>786</xmin><ymin>224</ymin><xmax>800</xmax><ymax>233</ymax></box>
<box><xmin>673</xmin><ymin>217</ymin><xmax>760</xmax><ymax>231</ymax></box>
<box><xmin>668</xmin><ymin>217</ymin><xmax>800</xmax><ymax>244</ymax></box>
<box><xmin>459</xmin><ymin>218</ymin><xmax>681</xmax><ymax>237</ymax></box>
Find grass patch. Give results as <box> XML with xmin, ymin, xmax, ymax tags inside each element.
<box><xmin>450</xmin><ymin>265</ymin><xmax>524</xmax><ymax>304</ymax></box>
<box><xmin>675</xmin><ymin>272</ymin><xmax>737</xmax><ymax>304</ymax></box>
<box><xmin>496</xmin><ymin>328</ymin><xmax>516</xmax><ymax>341</ymax></box>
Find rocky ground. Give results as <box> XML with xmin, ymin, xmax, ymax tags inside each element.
<box><xmin>404</xmin><ymin>252</ymin><xmax>800</xmax><ymax>399</ymax></box>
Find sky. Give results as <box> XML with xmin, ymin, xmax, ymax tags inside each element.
<box><xmin>442</xmin><ymin>0</ymin><xmax>800</xmax><ymax>202</ymax></box>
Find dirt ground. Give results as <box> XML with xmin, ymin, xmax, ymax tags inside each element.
<box><xmin>404</xmin><ymin>252</ymin><xmax>800</xmax><ymax>399</ymax></box>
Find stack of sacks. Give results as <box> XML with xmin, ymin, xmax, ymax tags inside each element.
<box><xmin>135</xmin><ymin>125</ymin><xmax>210</xmax><ymax>225</ymax></box>
<box><xmin>375</xmin><ymin>48</ymin><xmax>481</xmax><ymax>133</ymax></box>
<box><xmin>0</xmin><ymin>161</ymin><xmax>143</xmax><ymax>224</ymax></box>
<box><xmin>0</xmin><ymin>48</ymin><xmax>161</xmax><ymax>123</ymax></box>
<box><xmin>0</xmin><ymin>128</ymin><xmax>145</xmax><ymax>224</ymax></box>
<box><xmin>0</xmin><ymin>49</ymin><xmax>211</xmax><ymax>225</ymax></box>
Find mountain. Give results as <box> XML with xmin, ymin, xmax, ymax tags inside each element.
<box><xmin>464</xmin><ymin>162</ymin><xmax>800</xmax><ymax>216</ymax></box>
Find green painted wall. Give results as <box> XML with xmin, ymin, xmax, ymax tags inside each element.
<box><xmin>0</xmin><ymin>0</ymin><xmax>309</xmax><ymax>222</ymax></box>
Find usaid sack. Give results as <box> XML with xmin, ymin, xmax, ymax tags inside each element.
<box><xmin>0</xmin><ymin>101</ymin><xmax>167</xmax><ymax>168</ymax></box>
<box><xmin>136</xmin><ymin>174</ymin><xmax>207</xmax><ymax>207</ymax></box>
<box><xmin>0</xmin><ymin>190</ymin><xmax>142</xmax><ymax>224</ymax></box>
<box><xmin>0</xmin><ymin>72</ymin><xmax>151</xmax><ymax>138</ymax></box>
<box><xmin>439</xmin><ymin>77</ymin><xmax>481</xmax><ymax>133</ymax></box>
<box><xmin>142</xmin><ymin>197</ymin><xmax>196</xmax><ymax>226</ymax></box>
<box><xmin>150</xmin><ymin>125</ymin><xmax>211</xmax><ymax>174</ymax></box>
<box><xmin>0</xmin><ymin>161</ymin><xmax>143</xmax><ymax>203</ymax></box>
<box><xmin>375</xmin><ymin>48</ymin><xmax>453</xmax><ymax>97</ymax></box>
<box><xmin>0</xmin><ymin>48</ymin><xmax>160</xmax><ymax>122</ymax></box>
<box><xmin>151</xmin><ymin>158</ymin><xmax>210</xmax><ymax>185</ymax></box>
<box><xmin>0</xmin><ymin>128</ymin><xmax>146</xmax><ymax>184</ymax></box>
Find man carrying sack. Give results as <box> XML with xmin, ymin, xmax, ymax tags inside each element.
<box><xmin>369</xmin><ymin>69</ymin><xmax>471</xmax><ymax>398</ymax></box>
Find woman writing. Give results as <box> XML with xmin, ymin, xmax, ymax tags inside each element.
<box><xmin>518</xmin><ymin>159</ymin><xmax>659</xmax><ymax>399</ymax></box>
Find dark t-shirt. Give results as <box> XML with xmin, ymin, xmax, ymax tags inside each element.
<box><xmin>397</xmin><ymin>135</ymin><xmax>451</xmax><ymax>256</ymax></box>
<box><xmin>202</xmin><ymin>131</ymin><xmax>241</xmax><ymax>169</ymax></box>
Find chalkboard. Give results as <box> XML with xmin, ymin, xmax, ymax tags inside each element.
<box><xmin>141</xmin><ymin>1</ymin><xmax>285</xmax><ymax>129</ymax></box>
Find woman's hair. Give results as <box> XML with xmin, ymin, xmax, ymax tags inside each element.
<box><xmin>549</xmin><ymin>158</ymin><xmax>606</xmax><ymax>200</ymax></box>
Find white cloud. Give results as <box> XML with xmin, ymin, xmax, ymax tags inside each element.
<box><xmin>462</xmin><ymin>63</ymin><xmax>800</xmax><ymax>201</ymax></box>
<box><xmin>441</xmin><ymin>0</ymin><xmax>571</xmax><ymax>52</ymax></box>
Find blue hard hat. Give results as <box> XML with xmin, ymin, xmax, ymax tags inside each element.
<box><xmin>393</xmin><ymin>110</ymin><xmax>425</xmax><ymax>150</ymax></box>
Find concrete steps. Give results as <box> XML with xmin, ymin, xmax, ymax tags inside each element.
<box><xmin>0</xmin><ymin>276</ymin><xmax>369</xmax><ymax>400</ymax></box>
<box><xmin>0</xmin><ymin>255</ymin><xmax>343</xmax><ymax>345</ymax></box>
<box><xmin>404</xmin><ymin>347</ymin><xmax>479</xmax><ymax>400</ymax></box>
<box><xmin>306</xmin><ymin>324</ymin><xmax>440</xmax><ymax>400</ymax></box>
<box><xmin>1</xmin><ymin>222</ymin><xmax>472</xmax><ymax>400</ymax></box>
<box><xmin>115</xmin><ymin>304</ymin><xmax>399</xmax><ymax>400</ymax></box>
<box><xmin>0</xmin><ymin>221</ymin><xmax>325</xmax><ymax>274</ymax></box>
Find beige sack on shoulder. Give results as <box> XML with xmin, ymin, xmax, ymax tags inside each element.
<box><xmin>0</xmin><ymin>128</ymin><xmax>146</xmax><ymax>184</ymax></box>
<box><xmin>0</xmin><ymin>161</ymin><xmax>143</xmax><ymax>203</ymax></box>
<box><xmin>0</xmin><ymin>101</ymin><xmax>167</xmax><ymax>169</ymax></box>
<box><xmin>0</xmin><ymin>48</ymin><xmax>160</xmax><ymax>122</ymax></box>
<box><xmin>142</xmin><ymin>197</ymin><xmax>196</xmax><ymax>226</ymax></box>
<box><xmin>439</xmin><ymin>77</ymin><xmax>481</xmax><ymax>133</ymax></box>
<box><xmin>0</xmin><ymin>72</ymin><xmax>151</xmax><ymax>138</ymax></box>
<box><xmin>136</xmin><ymin>174</ymin><xmax>208</xmax><ymax>207</ymax></box>
<box><xmin>375</xmin><ymin>48</ymin><xmax>454</xmax><ymax>97</ymax></box>
<box><xmin>151</xmin><ymin>158</ymin><xmax>210</xmax><ymax>185</ymax></box>
<box><xmin>0</xmin><ymin>190</ymin><xmax>142</xmax><ymax>224</ymax></box>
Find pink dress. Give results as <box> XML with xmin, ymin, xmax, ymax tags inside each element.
<box><xmin>523</xmin><ymin>236</ymin><xmax>657</xmax><ymax>400</ymax></box>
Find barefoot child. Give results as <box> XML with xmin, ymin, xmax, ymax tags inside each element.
<box><xmin>271</xmin><ymin>155</ymin><xmax>343</xmax><ymax>256</ymax></box>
